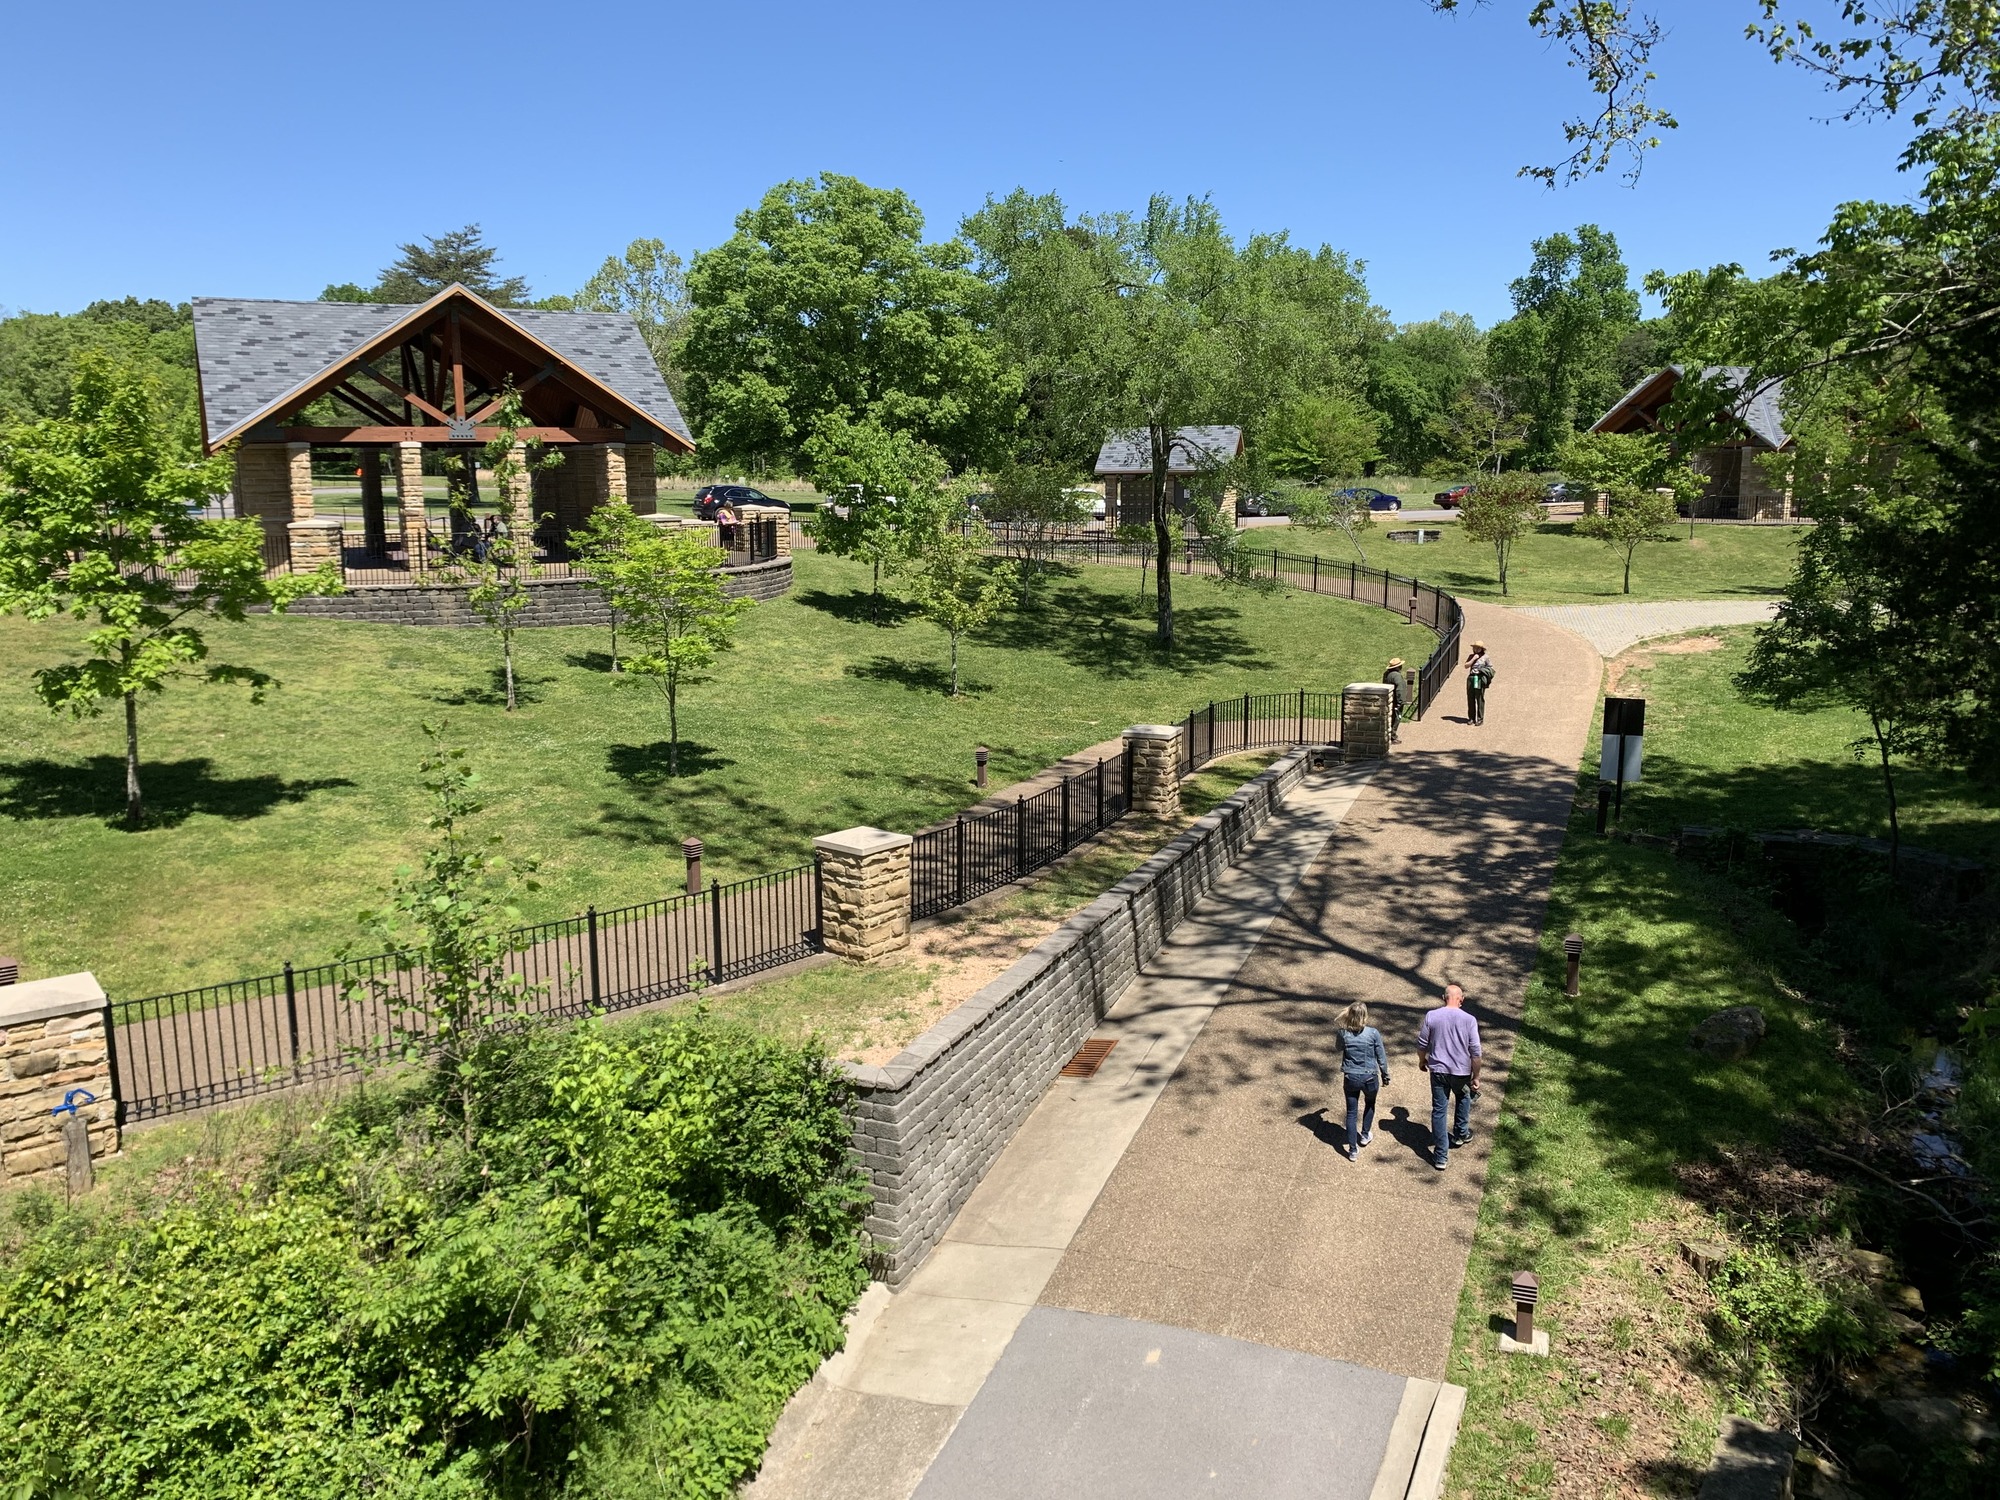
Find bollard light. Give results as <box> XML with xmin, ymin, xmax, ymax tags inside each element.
<box><xmin>683</xmin><ymin>837</ymin><xmax>704</xmax><ymax>895</ymax></box>
<box><xmin>1511</xmin><ymin>1270</ymin><xmax>1541</xmax><ymax>1346</ymax></box>
<box><xmin>1563</xmin><ymin>933</ymin><xmax>1584</xmax><ymax>997</ymax></box>
<box><xmin>974</xmin><ymin>745</ymin><xmax>990</xmax><ymax>789</ymax></box>
<box><xmin>1406</xmin><ymin>593</ymin><xmax>1420</xmax><ymax>624</ymax></box>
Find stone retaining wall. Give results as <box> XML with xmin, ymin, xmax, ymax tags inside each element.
<box><xmin>277</xmin><ymin>559</ymin><xmax>793</xmax><ymax>627</ymax></box>
<box><xmin>842</xmin><ymin>749</ymin><xmax>1312</xmax><ymax>1284</ymax></box>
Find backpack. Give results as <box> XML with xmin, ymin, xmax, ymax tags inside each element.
<box><xmin>1470</xmin><ymin>659</ymin><xmax>1495</xmax><ymax>690</ymax></box>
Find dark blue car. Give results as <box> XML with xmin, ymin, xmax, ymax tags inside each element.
<box><xmin>1334</xmin><ymin>487</ymin><xmax>1402</xmax><ymax>512</ymax></box>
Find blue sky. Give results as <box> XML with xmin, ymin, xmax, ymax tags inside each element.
<box><xmin>2</xmin><ymin>0</ymin><xmax>1914</xmax><ymax>326</ymax></box>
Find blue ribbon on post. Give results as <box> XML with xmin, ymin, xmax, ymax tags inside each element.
<box><xmin>50</xmin><ymin>1088</ymin><xmax>96</xmax><ymax>1118</ymax></box>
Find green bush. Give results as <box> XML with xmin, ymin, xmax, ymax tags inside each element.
<box><xmin>1709</xmin><ymin>1246</ymin><xmax>1887</xmax><ymax>1401</ymax></box>
<box><xmin>0</xmin><ymin>1012</ymin><xmax>869</xmax><ymax>1499</ymax></box>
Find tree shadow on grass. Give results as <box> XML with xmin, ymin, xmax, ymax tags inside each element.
<box><xmin>0</xmin><ymin>757</ymin><xmax>355</xmax><ymax>830</ymax></box>
<box><xmin>423</xmin><ymin>666</ymin><xmax>556</xmax><ymax>708</ymax></box>
<box><xmin>845</xmin><ymin>656</ymin><xmax>996</xmax><ymax>698</ymax></box>
<box><xmin>976</xmin><ymin>577</ymin><xmax>1274</xmax><ymax>680</ymax></box>
<box><xmin>795</xmin><ymin>588</ymin><xmax>919</xmax><ymax>628</ymax></box>
<box><xmin>563</xmin><ymin>650</ymin><xmax>619</xmax><ymax>674</ymax></box>
<box><xmin>605</xmin><ymin>740</ymin><xmax>735</xmax><ymax>786</ymax></box>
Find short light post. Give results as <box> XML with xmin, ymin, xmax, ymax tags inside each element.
<box><xmin>683</xmin><ymin>837</ymin><xmax>704</xmax><ymax>895</ymax></box>
<box><xmin>1564</xmin><ymin>933</ymin><xmax>1584</xmax><ymax>998</ymax></box>
<box><xmin>1500</xmin><ymin>1269</ymin><xmax>1548</xmax><ymax>1355</ymax></box>
<box><xmin>974</xmin><ymin>746</ymin><xmax>990</xmax><ymax>789</ymax></box>
<box><xmin>1406</xmin><ymin>593</ymin><xmax>1419</xmax><ymax>624</ymax></box>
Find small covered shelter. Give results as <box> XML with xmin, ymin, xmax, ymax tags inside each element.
<box><xmin>192</xmin><ymin>284</ymin><xmax>695</xmax><ymax>572</ymax></box>
<box><xmin>1591</xmin><ymin>366</ymin><xmax>1793</xmax><ymax>520</ymax></box>
<box><xmin>1092</xmin><ymin>425</ymin><xmax>1243</xmax><ymax>528</ymax></box>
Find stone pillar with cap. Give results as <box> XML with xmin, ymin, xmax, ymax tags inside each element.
<box><xmin>1342</xmin><ymin>682</ymin><xmax>1394</xmax><ymax>760</ymax></box>
<box><xmin>1122</xmin><ymin>724</ymin><xmax>1183</xmax><ymax>821</ymax></box>
<box><xmin>0</xmin><ymin>972</ymin><xmax>118</xmax><ymax>1187</ymax></box>
<box><xmin>813</xmin><ymin>827</ymin><xmax>914</xmax><ymax>961</ymax></box>
<box><xmin>286</xmin><ymin>516</ymin><xmax>344</xmax><ymax>573</ymax></box>
<box><xmin>395</xmin><ymin>441</ymin><xmax>428</xmax><ymax>565</ymax></box>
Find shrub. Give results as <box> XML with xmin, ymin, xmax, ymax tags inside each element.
<box><xmin>0</xmin><ymin>1012</ymin><xmax>869</xmax><ymax>1499</ymax></box>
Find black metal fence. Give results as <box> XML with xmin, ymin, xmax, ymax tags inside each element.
<box><xmin>109</xmin><ymin>863</ymin><xmax>821</xmax><ymax>1123</ymax></box>
<box><xmin>1172</xmin><ymin>690</ymin><xmax>1345</xmax><ymax>777</ymax></box>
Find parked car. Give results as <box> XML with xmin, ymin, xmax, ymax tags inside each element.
<box><xmin>1334</xmin><ymin>486</ymin><xmax>1402</xmax><ymax>512</ymax></box>
<box><xmin>693</xmin><ymin>484</ymin><xmax>793</xmax><ymax>519</ymax></box>
<box><xmin>1237</xmin><ymin>493</ymin><xmax>1278</xmax><ymax>518</ymax></box>
<box><xmin>1544</xmin><ymin>481</ymin><xmax>1576</xmax><ymax>504</ymax></box>
<box><xmin>1433</xmin><ymin>483</ymin><xmax>1475</xmax><ymax>509</ymax></box>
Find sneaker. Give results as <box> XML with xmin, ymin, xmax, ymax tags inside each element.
<box><xmin>1433</xmin><ymin>1158</ymin><xmax>1448</xmax><ymax>1171</ymax></box>
<box><xmin>1359</xmin><ymin>1131</ymin><xmax>1373</xmax><ymax>1147</ymax></box>
<box><xmin>1450</xmin><ymin>1132</ymin><xmax>1472</xmax><ymax>1148</ymax></box>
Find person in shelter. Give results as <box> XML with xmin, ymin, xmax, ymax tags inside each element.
<box><xmin>1416</xmin><ymin>982</ymin><xmax>1482</xmax><ymax>1171</ymax></box>
<box><xmin>1334</xmin><ymin>1002</ymin><xmax>1391</xmax><ymax>1160</ymax></box>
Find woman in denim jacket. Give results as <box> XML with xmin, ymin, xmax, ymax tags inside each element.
<box><xmin>1335</xmin><ymin>1002</ymin><xmax>1391</xmax><ymax>1159</ymax></box>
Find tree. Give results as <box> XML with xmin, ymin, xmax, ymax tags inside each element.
<box><xmin>322</xmin><ymin>225</ymin><xmax>531</xmax><ymax>306</ymax></box>
<box><xmin>1285</xmin><ymin>485</ymin><xmax>1374</xmax><ymax>563</ymax></box>
<box><xmin>0</xmin><ymin>299</ymin><xmax>198</xmax><ymax>434</ymax></box>
<box><xmin>347</xmin><ymin>729</ymin><xmax>541</xmax><ymax>1147</ymax></box>
<box><xmin>1459</xmin><ymin>473</ymin><xmax>1545</xmax><ymax>596</ymax></box>
<box><xmin>602</xmin><ymin>529</ymin><xmax>751</xmax><ymax>775</ymax></box>
<box><xmin>572</xmin><ymin>498</ymin><xmax>652</xmax><ymax>670</ymax></box>
<box><xmin>568</xmin><ymin>239</ymin><xmax>690</xmax><ymax>400</ymax></box>
<box><xmin>0</xmin><ymin>354</ymin><xmax>337</xmax><ymax>825</ymax></box>
<box><xmin>981</xmin><ymin>461</ymin><xmax>1091</xmax><ymax>582</ymax></box>
<box><xmin>801</xmin><ymin>413</ymin><xmax>949</xmax><ymax>616</ymax></box>
<box><xmin>1368</xmin><ymin>314</ymin><xmax>1486</xmax><ymax>474</ymax></box>
<box><xmin>439</xmin><ymin>392</ymin><xmax>562</xmax><ymax>712</ymax></box>
<box><xmin>1431</xmin><ymin>378</ymin><xmax>1532</xmax><ymax>475</ymax></box>
<box><xmin>1576</xmin><ymin>484</ymin><xmax>1678</xmax><ymax>593</ymax></box>
<box><xmin>1261</xmin><ymin>391</ymin><xmax>1382</xmax><ymax>481</ymax></box>
<box><xmin>1557</xmin><ymin>428</ymin><xmax>1704</xmax><ymax>534</ymax></box>
<box><xmin>899</xmin><ymin>509</ymin><xmax>1019</xmax><ymax>696</ymax></box>
<box><xmin>681</xmin><ymin>174</ymin><xmax>1018</xmax><ymax>471</ymax></box>
<box><xmin>966</xmin><ymin>190</ymin><xmax>1374</xmax><ymax>644</ymax></box>
<box><xmin>1486</xmin><ymin>226</ymin><xmax>1640</xmax><ymax>467</ymax></box>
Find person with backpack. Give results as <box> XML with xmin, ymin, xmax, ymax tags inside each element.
<box><xmin>1334</xmin><ymin>1002</ymin><xmax>1391</xmax><ymax>1160</ymax></box>
<box><xmin>1382</xmin><ymin>657</ymin><xmax>1406</xmax><ymax>742</ymax></box>
<box><xmin>1465</xmin><ymin>641</ymin><xmax>1495</xmax><ymax>726</ymax></box>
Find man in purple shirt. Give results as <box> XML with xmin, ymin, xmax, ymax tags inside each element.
<box><xmin>1416</xmin><ymin>983</ymin><xmax>1482</xmax><ymax>1171</ymax></box>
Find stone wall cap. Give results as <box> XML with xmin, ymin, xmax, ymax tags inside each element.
<box><xmin>813</xmin><ymin>826</ymin><xmax>915</xmax><ymax>857</ymax></box>
<box><xmin>1346</xmin><ymin>682</ymin><xmax>1392</xmax><ymax>695</ymax></box>
<box><xmin>0</xmin><ymin>971</ymin><xmax>106</xmax><ymax>1027</ymax></box>
<box><xmin>287</xmin><ymin>516</ymin><xmax>343</xmax><ymax>531</ymax></box>
<box><xmin>1122</xmin><ymin>724</ymin><xmax>1182</xmax><ymax>741</ymax></box>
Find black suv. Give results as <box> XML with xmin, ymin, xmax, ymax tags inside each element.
<box><xmin>693</xmin><ymin>484</ymin><xmax>791</xmax><ymax>519</ymax></box>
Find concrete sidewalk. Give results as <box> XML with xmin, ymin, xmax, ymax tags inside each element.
<box><xmin>748</xmin><ymin>599</ymin><xmax>1603</xmax><ymax>1498</ymax></box>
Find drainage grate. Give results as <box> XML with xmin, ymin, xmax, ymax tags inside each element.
<box><xmin>1060</xmin><ymin>1038</ymin><xmax>1118</xmax><ymax>1078</ymax></box>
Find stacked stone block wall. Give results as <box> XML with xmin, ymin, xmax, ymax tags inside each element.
<box><xmin>1123</xmin><ymin>726</ymin><xmax>1183</xmax><ymax>819</ymax></box>
<box><xmin>814</xmin><ymin>830</ymin><xmax>913</xmax><ymax>961</ymax></box>
<box><xmin>1342</xmin><ymin>683</ymin><xmax>1393</xmax><ymax>760</ymax></box>
<box><xmin>1</xmin><ymin>975</ymin><xmax>118</xmax><ymax>1188</ymax></box>
<box><xmin>277</xmin><ymin>560</ymin><xmax>792</xmax><ymax>626</ymax></box>
<box><xmin>286</xmin><ymin>442</ymin><xmax>314</xmax><ymax>521</ymax></box>
<box><xmin>286</xmin><ymin>517</ymin><xmax>342</xmax><ymax>572</ymax></box>
<box><xmin>843</xmin><ymin>750</ymin><xmax>1311</xmax><ymax>1284</ymax></box>
<box><xmin>395</xmin><ymin>442</ymin><xmax>427</xmax><ymax>558</ymax></box>
<box><xmin>624</xmin><ymin>443</ymin><xmax>659</xmax><ymax>515</ymax></box>
<box><xmin>234</xmin><ymin>445</ymin><xmax>292</xmax><ymax>544</ymax></box>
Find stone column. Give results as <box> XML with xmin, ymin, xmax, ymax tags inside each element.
<box><xmin>395</xmin><ymin>442</ymin><xmax>427</xmax><ymax>567</ymax></box>
<box><xmin>812</xmin><ymin>827</ymin><xmax>914</xmax><ymax>961</ymax></box>
<box><xmin>286</xmin><ymin>441</ymin><xmax>314</xmax><ymax>521</ymax></box>
<box><xmin>603</xmin><ymin>444</ymin><xmax>628</xmax><ymax>503</ymax></box>
<box><xmin>0</xmin><ymin>972</ymin><xmax>118</xmax><ymax>1188</ymax></box>
<box><xmin>624</xmin><ymin>443</ymin><xmax>659</xmax><ymax>515</ymax></box>
<box><xmin>359</xmin><ymin>451</ymin><xmax>387</xmax><ymax>558</ymax></box>
<box><xmin>504</xmin><ymin>441</ymin><xmax>535</xmax><ymax>545</ymax></box>
<box><xmin>233</xmin><ymin>444</ymin><xmax>291</xmax><ymax>549</ymax></box>
<box><xmin>1342</xmin><ymin>682</ymin><xmax>1394</xmax><ymax>761</ymax></box>
<box><xmin>1122</xmin><ymin>724</ymin><xmax>1183</xmax><ymax>821</ymax></box>
<box><xmin>286</xmin><ymin>516</ymin><xmax>344</xmax><ymax>574</ymax></box>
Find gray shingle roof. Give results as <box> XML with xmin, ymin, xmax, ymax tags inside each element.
<box><xmin>1094</xmin><ymin>425</ymin><xmax>1244</xmax><ymax>475</ymax></box>
<box><xmin>191</xmin><ymin>290</ymin><xmax>692</xmax><ymax>450</ymax></box>
<box><xmin>1593</xmin><ymin>366</ymin><xmax>1789</xmax><ymax>450</ymax></box>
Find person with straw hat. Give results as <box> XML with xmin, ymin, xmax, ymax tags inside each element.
<box><xmin>1381</xmin><ymin>657</ymin><xmax>1406</xmax><ymax>741</ymax></box>
<box><xmin>1465</xmin><ymin>640</ymin><xmax>1495</xmax><ymax>726</ymax></box>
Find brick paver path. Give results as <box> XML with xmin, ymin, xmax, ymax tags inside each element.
<box><xmin>1039</xmin><ymin>599</ymin><xmax>1602</xmax><ymax>1378</ymax></box>
<box><xmin>1516</xmin><ymin>598</ymin><xmax>1778</xmax><ymax>658</ymax></box>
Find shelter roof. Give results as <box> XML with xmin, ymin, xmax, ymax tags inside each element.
<box><xmin>191</xmin><ymin>286</ymin><xmax>692</xmax><ymax>451</ymax></box>
<box><xmin>1093</xmin><ymin>426</ymin><xmax>1244</xmax><ymax>475</ymax></box>
<box><xmin>1593</xmin><ymin>365</ymin><xmax>1789</xmax><ymax>450</ymax></box>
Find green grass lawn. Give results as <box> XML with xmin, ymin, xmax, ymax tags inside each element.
<box><xmin>0</xmin><ymin>554</ymin><xmax>1411</xmax><ymax>997</ymax></box>
<box><xmin>1444</xmin><ymin>629</ymin><xmax>2000</xmax><ymax>1495</ymax></box>
<box><xmin>1308</xmin><ymin>518</ymin><xmax>1800</xmax><ymax>606</ymax></box>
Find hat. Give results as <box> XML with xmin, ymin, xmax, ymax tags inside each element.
<box><xmin>1469</xmin><ymin>641</ymin><xmax>1485</xmax><ymax>652</ymax></box>
<box><xmin>1388</xmin><ymin>657</ymin><xmax>1405</xmax><ymax>668</ymax></box>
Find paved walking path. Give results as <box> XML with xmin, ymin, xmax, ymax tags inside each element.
<box><xmin>1515</xmin><ymin>598</ymin><xmax>1777</xmax><ymax>657</ymax></box>
<box><xmin>749</xmin><ymin>599</ymin><xmax>1602</xmax><ymax>1498</ymax></box>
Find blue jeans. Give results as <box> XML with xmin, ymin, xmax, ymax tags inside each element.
<box><xmin>1343</xmin><ymin>1077</ymin><xmax>1378</xmax><ymax>1153</ymax></box>
<box><xmin>1430</xmin><ymin>1073</ymin><xmax>1473</xmax><ymax>1165</ymax></box>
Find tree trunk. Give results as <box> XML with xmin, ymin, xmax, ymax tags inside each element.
<box><xmin>609</xmin><ymin>609</ymin><xmax>620</xmax><ymax>672</ymax></box>
<box><xmin>1871</xmin><ymin>710</ymin><xmax>1902</xmax><ymax>876</ymax></box>
<box><xmin>1496</xmin><ymin>543</ymin><xmax>1509</xmax><ymax>596</ymax></box>
<box><xmin>1150</xmin><ymin>424</ymin><xmax>1174</xmax><ymax>645</ymax></box>
<box><xmin>1622</xmin><ymin>548</ymin><xmax>1634</xmax><ymax>594</ymax></box>
<box><xmin>668</xmin><ymin>675</ymin><xmax>680</xmax><ymax>776</ymax></box>
<box><xmin>123</xmin><ymin>690</ymin><xmax>143</xmax><ymax>827</ymax></box>
<box><xmin>949</xmin><ymin>632</ymin><xmax>960</xmax><ymax>697</ymax></box>
<box><xmin>503</xmin><ymin>631</ymin><xmax>517</xmax><ymax>711</ymax></box>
